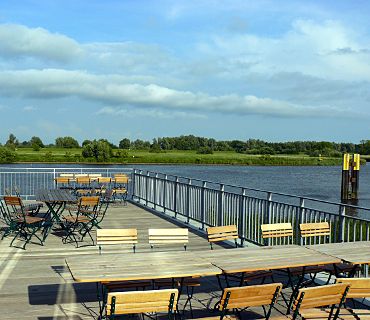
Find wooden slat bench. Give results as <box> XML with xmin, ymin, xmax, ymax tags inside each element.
<box><xmin>106</xmin><ymin>289</ymin><xmax>178</xmax><ymax>319</ymax></box>
<box><xmin>148</xmin><ymin>228</ymin><xmax>189</xmax><ymax>251</ymax></box>
<box><xmin>206</xmin><ymin>225</ymin><xmax>238</xmax><ymax>250</ymax></box>
<box><xmin>97</xmin><ymin>228</ymin><xmax>138</xmax><ymax>253</ymax></box>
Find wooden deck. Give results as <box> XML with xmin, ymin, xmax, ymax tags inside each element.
<box><xmin>0</xmin><ymin>202</ymin><xmax>292</xmax><ymax>319</ymax></box>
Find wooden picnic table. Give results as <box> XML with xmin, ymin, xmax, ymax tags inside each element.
<box><xmin>66</xmin><ymin>250</ymin><xmax>221</xmax><ymax>283</ymax></box>
<box><xmin>202</xmin><ymin>245</ymin><xmax>341</xmax><ymax>274</ymax></box>
<box><xmin>307</xmin><ymin>241</ymin><xmax>370</xmax><ymax>265</ymax></box>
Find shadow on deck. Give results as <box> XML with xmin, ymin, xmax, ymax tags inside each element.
<box><xmin>0</xmin><ymin>202</ymin><xmax>295</xmax><ymax>319</ymax></box>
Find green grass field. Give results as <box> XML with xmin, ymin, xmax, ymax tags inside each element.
<box><xmin>13</xmin><ymin>148</ymin><xmax>343</xmax><ymax>166</ymax></box>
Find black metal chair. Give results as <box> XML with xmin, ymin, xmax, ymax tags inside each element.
<box><xmin>62</xmin><ymin>196</ymin><xmax>103</xmax><ymax>246</ymax></box>
<box><xmin>2</xmin><ymin>196</ymin><xmax>50</xmax><ymax>249</ymax></box>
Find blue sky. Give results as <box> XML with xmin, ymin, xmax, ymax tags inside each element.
<box><xmin>0</xmin><ymin>0</ymin><xmax>370</xmax><ymax>145</ymax></box>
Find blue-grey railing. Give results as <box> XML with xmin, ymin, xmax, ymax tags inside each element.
<box><xmin>132</xmin><ymin>169</ymin><xmax>370</xmax><ymax>246</ymax></box>
<box><xmin>0</xmin><ymin>167</ymin><xmax>133</xmax><ymax>199</ymax></box>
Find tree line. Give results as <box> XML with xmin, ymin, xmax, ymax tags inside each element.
<box><xmin>1</xmin><ymin>133</ymin><xmax>370</xmax><ymax>163</ymax></box>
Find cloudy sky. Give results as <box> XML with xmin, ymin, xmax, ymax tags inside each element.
<box><xmin>0</xmin><ymin>0</ymin><xmax>369</xmax><ymax>145</ymax></box>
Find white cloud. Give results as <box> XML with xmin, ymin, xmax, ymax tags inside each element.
<box><xmin>0</xmin><ymin>24</ymin><xmax>83</xmax><ymax>62</ymax></box>
<box><xmin>205</xmin><ymin>19</ymin><xmax>370</xmax><ymax>81</ymax></box>
<box><xmin>0</xmin><ymin>68</ymin><xmax>355</xmax><ymax>118</ymax></box>
<box><xmin>96</xmin><ymin>106</ymin><xmax>207</xmax><ymax>119</ymax></box>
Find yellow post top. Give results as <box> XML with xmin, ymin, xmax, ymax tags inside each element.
<box><xmin>342</xmin><ymin>153</ymin><xmax>350</xmax><ymax>171</ymax></box>
<box><xmin>353</xmin><ymin>154</ymin><xmax>360</xmax><ymax>171</ymax></box>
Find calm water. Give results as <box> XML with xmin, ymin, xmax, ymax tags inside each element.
<box><xmin>2</xmin><ymin>163</ymin><xmax>370</xmax><ymax>213</ymax></box>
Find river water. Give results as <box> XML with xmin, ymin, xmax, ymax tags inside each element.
<box><xmin>1</xmin><ymin>163</ymin><xmax>370</xmax><ymax>216</ymax></box>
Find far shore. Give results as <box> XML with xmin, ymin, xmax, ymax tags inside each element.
<box><xmin>2</xmin><ymin>148</ymin><xmax>367</xmax><ymax>166</ymax></box>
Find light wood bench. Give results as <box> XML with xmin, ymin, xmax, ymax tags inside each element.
<box><xmin>261</xmin><ymin>222</ymin><xmax>293</xmax><ymax>246</ymax></box>
<box><xmin>335</xmin><ymin>278</ymin><xmax>370</xmax><ymax>319</ymax></box>
<box><xmin>300</xmin><ymin>222</ymin><xmax>330</xmax><ymax>243</ymax></box>
<box><xmin>286</xmin><ymin>283</ymin><xmax>350</xmax><ymax>320</ymax></box>
<box><xmin>106</xmin><ymin>289</ymin><xmax>178</xmax><ymax>319</ymax></box>
<box><xmin>148</xmin><ymin>228</ymin><xmax>189</xmax><ymax>251</ymax></box>
<box><xmin>206</xmin><ymin>225</ymin><xmax>238</xmax><ymax>250</ymax></box>
<box><xmin>192</xmin><ymin>283</ymin><xmax>282</xmax><ymax>320</ymax></box>
<box><xmin>97</xmin><ymin>228</ymin><xmax>138</xmax><ymax>253</ymax></box>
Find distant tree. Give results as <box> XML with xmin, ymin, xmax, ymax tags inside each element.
<box><xmin>82</xmin><ymin>139</ymin><xmax>92</xmax><ymax>147</ymax></box>
<box><xmin>119</xmin><ymin>138</ymin><xmax>131</xmax><ymax>149</ymax></box>
<box><xmin>230</xmin><ymin>140</ymin><xmax>246</xmax><ymax>153</ymax></box>
<box><xmin>30</xmin><ymin>136</ymin><xmax>44</xmax><ymax>148</ymax></box>
<box><xmin>0</xmin><ymin>146</ymin><xmax>17</xmax><ymax>163</ymax></box>
<box><xmin>99</xmin><ymin>138</ymin><xmax>117</xmax><ymax>149</ymax></box>
<box><xmin>5</xmin><ymin>133</ymin><xmax>19</xmax><ymax>150</ymax></box>
<box><xmin>131</xmin><ymin>139</ymin><xmax>150</xmax><ymax>150</ymax></box>
<box><xmin>82</xmin><ymin>140</ymin><xmax>113</xmax><ymax>162</ymax></box>
<box><xmin>55</xmin><ymin>136</ymin><xmax>80</xmax><ymax>148</ymax></box>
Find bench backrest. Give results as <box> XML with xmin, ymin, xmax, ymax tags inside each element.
<box><xmin>207</xmin><ymin>225</ymin><xmax>238</xmax><ymax>249</ymax></box>
<box><xmin>97</xmin><ymin>228</ymin><xmax>138</xmax><ymax>253</ymax></box>
<box><xmin>292</xmin><ymin>283</ymin><xmax>349</xmax><ymax>320</ymax></box>
<box><xmin>148</xmin><ymin>228</ymin><xmax>188</xmax><ymax>250</ymax></box>
<box><xmin>336</xmin><ymin>278</ymin><xmax>370</xmax><ymax>299</ymax></box>
<box><xmin>300</xmin><ymin>222</ymin><xmax>330</xmax><ymax>237</ymax></box>
<box><xmin>106</xmin><ymin>289</ymin><xmax>178</xmax><ymax>318</ymax></box>
<box><xmin>219</xmin><ymin>283</ymin><xmax>282</xmax><ymax>318</ymax></box>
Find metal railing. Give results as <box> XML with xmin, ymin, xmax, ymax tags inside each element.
<box><xmin>0</xmin><ymin>167</ymin><xmax>133</xmax><ymax>199</ymax></box>
<box><xmin>132</xmin><ymin>169</ymin><xmax>370</xmax><ymax>246</ymax></box>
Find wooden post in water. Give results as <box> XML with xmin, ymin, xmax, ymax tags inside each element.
<box><xmin>351</xmin><ymin>154</ymin><xmax>360</xmax><ymax>200</ymax></box>
<box><xmin>341</xmin><ymin>153</ymin><xmax>360</xmax><ymax>201</ymax></box>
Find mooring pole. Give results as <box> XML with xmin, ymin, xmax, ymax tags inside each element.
<box><xmin>341</xmin><ymin>154</ymin><xmax>350</xmax><ymax>201</ymax></box>
<box><xmin>341</xmin><ymin>153</ymin><xmax>360</xmax><ymax>201</ymax></box>
<box><xmin>351</xmin><ymin>154</ymin><xmax>360</xmax><ymax>200</ymax></box>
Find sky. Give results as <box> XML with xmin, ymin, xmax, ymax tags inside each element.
<box><xmin>0</xmin><ymin>0</ymin><xmax>370</xmax><ymax>145</ymax></box>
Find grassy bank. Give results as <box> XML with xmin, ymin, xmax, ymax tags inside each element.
<box><xmin>12</xmin><ymin>148</ymin><xmax>344</xmax><ymax>166</ymax></box>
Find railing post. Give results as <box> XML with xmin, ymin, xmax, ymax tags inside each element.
<box><xmin>138</xmin><ymin>170</ymin><xmax>143</xmax><ymax>202</ymax></box>
<box><xmin>200</xmin><ymin>181</ymin><xmax>206</xmax><ymax>230</ymax></box>
<box><xmin>174</xmin><ymin>176</ymin><xmax>179</xmax><ymax>218</ymax></box>
<box><xmin>338</xmin><ymin>205</ymin><xmax>346</xmax><ymax>242</ymax></box>
<box><xmin>153</xmin><ymin>173</ymin><xmax>158</xmax><ymax>210</ymax></box>
<box><xmin>163</xmin><ymin>174</ymin><xmax>167</xmax><ymax>213</ymax></box>
<box><xmin>186</xmin><ymin>178</ymin><xmax>192</xmax><ymax>224</ymax></box>
<box><xmin>238</xmin><ymin>188</ymin><xmax>246</xmax><ymax>247</ymax></box>
<box><xmin>131</xmin><ymin>169</ymin><xmax>136</xmax><ymax>201</ymax></box>
<box><xmin>145</xmin><ymin>171</ymin><xmax>150</xmax><ymax>206</ymax></box>
<box><xmin>297</xmin><ymin>198</ymin><xmax>305</xmax><ymax>245</ymax></box>
<box><xmin>265</xmin><ymin>192</ymin><xmax>273</xmax><ymax>225</ymax></box>
<box><xmin>218</xmin><ymin>184</ymin><xmax>224</xmax><ymax>226</ymax></box>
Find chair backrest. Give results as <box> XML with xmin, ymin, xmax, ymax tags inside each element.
<box><xmin>3</xmin><ymin>195</ymin><xmax>23</xmax><ymax>208</ymax></box>
<box><xmin>76</xmin><ymin>176</ymin><xmax>91</xmax><ymax>185</ymax></box>
<box><xmin>106</xmin><ymin>289</ymin><xmax>178</xmax><ymax>318</ymax></box>
<box><xmin>292</xmin><ymin>283</ymin><xmax>349</xmax><ymax>320</ymax></box>
<box><xmin>206</xmin><ymin>225</ymin><xmax>238</xmax><ymax>249</ymax></box>
<box><xmin>114</xmin><ymin>175</ymin><xmax>129</xmax><ymax>184</ymax></box>
<box><xmin>55</xmin><ymin>176</ymin><xmax>70</xmax><ymax>185</ymax></box>
<box><xmin>97</xmin><ymin>228</ymin><xmax>138</xmax><ymax>253</ymax></box>
<box><xmin>219</xmin><ymin>283</ymin><xmax>282</xmax><ymax>319</ymax></box>
<box><xmin>98</xmin><ymin>177</ymin><xmax>112</xmax><ymax>184</ymax></box>
<box><xmin>78</xmin><ymin>196</ymin><xmax>100</xmax><ymax>209</ymax></box>
<box><xmin>336</xmin><ymin>278</ymin><xmax>370</xmax><ymax>299</ymax></box>
<box><xmin>148</xmin><ymin>228</ymin><xmax>189</xmax><ymax>250</ymax></box>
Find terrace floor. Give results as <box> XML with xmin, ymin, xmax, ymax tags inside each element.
<box><xmin>0</xmin><ymin>202</ymin><xmax>325</xmax><ymax>319</ymax></box>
